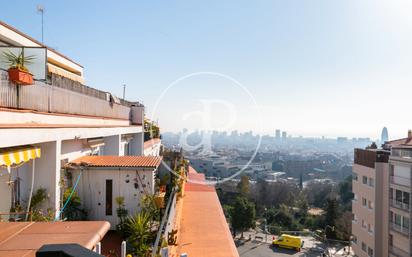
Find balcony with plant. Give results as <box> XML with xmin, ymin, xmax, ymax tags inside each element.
<box><xmin>3</xmin><ymin>50</ymin><xmax>35</xmax><ymax>85</ymax></box>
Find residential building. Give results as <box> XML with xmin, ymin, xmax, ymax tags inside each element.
<box><xmin>352</xmin><ymin>147</ymin><xmax>390</xmax><ymax>257</ymax></box>
<box><xmin>387</xmin><ymin>132</ymin><xmax>412</xmax><ymax>257</ymax></box>
<box><xmin>0</xmin><ymin>21</ymin><xmax>145</xmax><ymax>220</ymax></box>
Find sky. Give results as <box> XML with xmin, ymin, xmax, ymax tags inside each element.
<box><xmin>2</xmin><ymin>0</ymin><xmax>412</xmax><ymax>140</ymax></box>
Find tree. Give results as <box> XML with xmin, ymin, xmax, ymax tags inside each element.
<box><xmin>303</xmin><ymin>181</ymin><xmax>334</xmax><ymax>207</ymax></box>
<box><xmin>237</xmin><ymin>175</ymin><xmax>250</xmax><ymax>196</ymax></box>
<box><xmin>230</xmin><ymin>196</ymin><xmax>255</xmax><ymax>238</ymax></box>
<box><xmin>324</xmin><ymin>198</ymin><xmax>338</xmax><ymax>239</ymax></box>
<box><xmin>339</xmin><ymin>175</ymin><xmax>354</xmax><ymax>206</ymax></box>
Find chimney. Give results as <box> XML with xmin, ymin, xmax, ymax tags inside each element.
<box><xmin>408</xmin><ymin>130</ymin><xmax>412</xmax><ymax>139</ymax></box>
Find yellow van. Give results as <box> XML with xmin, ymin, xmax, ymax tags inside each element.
<box><xmin>272</xmin><ymin>234</ymin><xmax>303</xmax><ymax>251</ymax></box>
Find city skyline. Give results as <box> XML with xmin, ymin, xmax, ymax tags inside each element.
<box><xmin>2</xmin><ymin>1</ymin><xmax>411</xmax><ymax>139</ymax></box>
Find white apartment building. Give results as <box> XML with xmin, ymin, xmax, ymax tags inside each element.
<box><xmin>0</xmin><ymin>21</ymin><xmax>152</xmax><ymax>220</ymax></box>
<box><xmin>387</xmin><ymin>135</ymin><xmax>412</xmax><ymax>257</ymax></box>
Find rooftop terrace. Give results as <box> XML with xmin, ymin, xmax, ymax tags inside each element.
<box><xmin>177</xmin><ymin>167</ymin><xmax>239</xmax><ymax>257</ymax></box>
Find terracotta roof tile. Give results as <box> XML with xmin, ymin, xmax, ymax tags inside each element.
<box><xmin>70</xmin><ymin>156</ymin><xmax>162</xmax><ymax>168</ymax></box>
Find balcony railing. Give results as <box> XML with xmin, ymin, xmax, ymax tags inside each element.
<box><xmin>390</xmin><ymin>199</ymin><xmax>410</xmax><ymax>212</ymax></box>
<box><xmin>390</xmin><ymin>222</ymin><xmax>410</xmax><ymax>236</ymax></box>
<box><xmin>0</xmin><ymin>70</ymin><xmax>143</xmax><ymax>121</ymax></box>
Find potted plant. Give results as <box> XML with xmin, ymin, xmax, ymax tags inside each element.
<box><xmin>3</xmin><ymin>50</ymin><xmax>35</xmax><ymax>85</ymax></box>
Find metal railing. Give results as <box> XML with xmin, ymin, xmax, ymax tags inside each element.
<box><xmin>151</xmin><ymin>188</ymin><xmax>177</xmax><ymax>257</ymax></box>
<box><xmin>390</xmin><ymin>199</ymin><xmax>410</xmax><ymax>211</ymax></box>
<box><xmin>0</xmin><ymin>70</ymin><xmax>132</xmax><ymax>120</ymax></box>
<box><xmin>390</xmin><ymin>222</ymin><xmax>410</xmax><ymax>236</ymax></box>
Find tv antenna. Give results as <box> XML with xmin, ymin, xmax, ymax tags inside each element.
<box><xmin>37</xmin><ymin>5</ymin><xmax>45</xmax><ymax>44</ymax></box>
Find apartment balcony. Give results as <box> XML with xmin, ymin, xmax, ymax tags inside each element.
<box><xmin>389</xmin><ymin>245</ymin><xmax>410</xmax><ymax>257</ymax></box>
<box><xmin>390</xmin><ymin>222</ymin><xmax>410</xmax><ymax>236</ymax></box>
<box><xmin>0</xmin><ymin>70</ymin><xmax>143</xmax><ymax>123</ymax></box>
<box><xmin>390</xmin><ymin>199</ymin><xmax>410</xmax><ymax>212</ymax></box>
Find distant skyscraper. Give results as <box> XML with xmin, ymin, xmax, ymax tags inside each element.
<box><xmin>282</xmin><ymin>131</ymin><xmax>287</xmax><ymax>140</ymax></box>
<box><xmin>381</xmin><ymin>127</ymin><xmax>389</xmax><ymax>143</ymax></box>
<box><xmin>275</xmin><ymin>129</ymin><xmax>281</xmax><ymax>139</ymax></box>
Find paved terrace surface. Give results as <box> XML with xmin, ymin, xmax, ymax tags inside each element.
<box><xmin>177</xmin><ymin>166</ymin><xmax>239</xmax><ymax>257</ymax></box>
<box><xmin>0</xmin><ymin>221</ymin><xmax>110</xmax><ymax>257</ymax></box>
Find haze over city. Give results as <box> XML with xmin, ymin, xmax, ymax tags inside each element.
<box><xmin>2</xmin><ymin>0</ymin><xmax>412</xmax><ymax>139</ymax></box>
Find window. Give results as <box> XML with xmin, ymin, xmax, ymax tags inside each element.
<box><xmin>353</xmin><ymin>172</ymin><xmax>358</xmax><ymax>181</ymax></box>
<box><xmin>390</xmin><ymin>188</ymin><xmax>393</xmax><ymax>200</ymax></box>
<box><xmin>362</xmin><ymin>219</ymin><xmax>367</xmax><ymax>228</ymax></box>
<box><xmin>368</xmin><ymin>224</ymin><xmax>373</xmax><ymax>233</ymax></box>
<box><xmin>363</xmin><ymin>176</ymin><xmax>368</xmax><ymax>185</ymax></box>
<box><xmin>404</xmin><ymin>192</ymin><xmax>410</xmax><ymax>205</ymax></box>
<box><xmin>403</xmin><ymin>217</ymin><xmax>410</xmax><ymax>230</ymax></box>
<box><xmin>124</xmin><ymin>143</ymin><xmax>130</xmax><ymax>156</ymax></box>
<box><xmin>353</xmin><ymin>193</ymin><xmax>358</xmax><ymax>201</ymax></box>
<box><xmin>105</xmin><ymin>179</ymin><xmax>113</xmax><ymax>216</ymax></box>
<box><xmin>362</xmin><ymin>198</ymin><xmax>367</xmax><ymax>207</ymax></box>
<box><xmin>389</xmin><ymin>234</ymin><xmax>393</xmax><ymax>246</ymax></box>
<box><xmin>396</xmin><ymin>189</ymin><xmax>403</xmax><ymax>203</ymax></box>
<box><xmin>368</xmin><ymin>178</ymin><xmax>374</xmax><ymax>187</ymax></box>
<box><xmin>395</xmin><ymin>213</ymin><xmax>402</xmax><ymax>226</ymax></box>
<box><xmin>362</xmin><ymin>242</ymin><xmax>367</xmax><ymax>252</ymax></box>
<box><xmin>368</xmin><ymin>247</ymin><xmax>373</xmax><ymax>257</ymax></box>
<box><xmin>368</xmin><ymin>200</ymin><xmax>373</xmax><ymax>210</ymax></box>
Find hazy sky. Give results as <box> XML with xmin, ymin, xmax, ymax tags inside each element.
<box><xmin>2</xmin><ymin>1</ymin><xmax>411</xmax><ymax>139</ymax></box>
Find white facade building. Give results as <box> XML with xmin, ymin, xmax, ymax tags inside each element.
<box><xmin>0</xmin><ymin>21</ymin><xmax>146</xmax><ymax>221</ymax></box>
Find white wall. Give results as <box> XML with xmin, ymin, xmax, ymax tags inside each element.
<box><xmin>73</xmin><ymin>168</ymin><xmax>155</xmax><ymax>229</ymax></box>
<box><xmin>61</xmin><ymin>139</ymin><xmax>92</xmax><ymax>161</ymax></box>
<box><xmin>130</xmin><ymin>132</ymin><xmax>144</xmax><ymax>156</ymax></box>
<box><xmin>33</xmin><ymin>141</ymin><xmax>61</xmax><ymax>213</ymax></box>
<box><xmin>104</xmin><ymin>135</ymin><xmax>121</xmax><ymax>156</ymax></box>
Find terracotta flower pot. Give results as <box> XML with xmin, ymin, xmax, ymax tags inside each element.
<box><xmin>8</xmin><ymin>68</ymin><xmax>33</xmax><ymax>85</ymax></box>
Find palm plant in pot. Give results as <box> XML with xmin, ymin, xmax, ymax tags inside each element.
<box><xmin>3</xmin><ymin>50</ymin><xmax>35</xmax><ymax>85</ymax></box>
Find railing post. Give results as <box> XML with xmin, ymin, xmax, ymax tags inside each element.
<box><xmin>95</xmin><ymin>242</ymin><xmax>101</xmax><ymax>254</ymax></box>
<box><xmin>121</xmin><ymin>241</ymin><xmax>126</xmax><ymax>257</ymax></box>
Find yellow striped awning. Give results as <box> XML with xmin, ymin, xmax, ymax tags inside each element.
<box><xmin>0</xmin><ymin>146</ymin><xmax>41</xmax><ymax>168</ymax></box>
